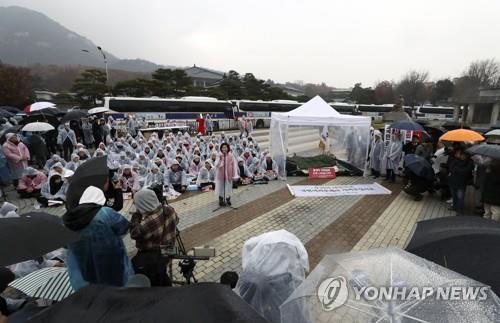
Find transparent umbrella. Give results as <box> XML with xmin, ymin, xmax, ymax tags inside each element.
<box><xmin>280</xmin><ymin>247</ymin><xmax>500</xmax><ymax>323</ymax></box>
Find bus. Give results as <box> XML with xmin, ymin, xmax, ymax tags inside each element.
<box><xmin>415</xmin><ymin>105</ymin><xmax>457</xmax><ymax>121</ymax></box>
<box><xmin>356</xmin><ymin>104</ymin><xmax>394</xmax><ymax>121</ymax></box>
<box><xmin>234</xmin><ymin>100</ymin><xmax>303</xmax><ymax>128</ymax></box>
<box><xmin>329</xmin><ymin>102</ymin><xmax>357</xmax><ymax>115</ymax></box>
<box><xmin>103</xmin><ymin>96</ymin><xmax>236</xmax><ymax>131</ymax></box>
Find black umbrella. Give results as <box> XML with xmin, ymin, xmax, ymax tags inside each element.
<box><xmin>66</xmin><ymin>157</ymin><xmax>109</xmax><ymax>210</ymax></box>
<box><xmin>0</xmin><ymin>216</ymin><xmax>79</xmax><ymax>267</ymax></box>
<box><xmin>22</xmin><ymin>211</ymin><xmax>64</xmax><ymax>225</ymax></box>
<box><xmin>390</xmin><ymin>120</ymin><xmax>425</xmax><ymax>132</ymax></box>
<box><xmin>60</xmin><ymin>110</ymin><xmax>88</xmax><ymax>123</ymax></box>
<box><xmin>0</xmin><ymin>106</ymin><xmax>21</xmax><ymax>114</ymax></box>
<box><xmin>403</xmin><ymin>154</ymin><xmax>434</xmax><ymax>180</ymax></box>
<box><xmin>466</xmin><ymin>144</ymin><xmax>500</xmax><ymax>159</ymax></box>
<box><xmin>0</xmin><ymin>109</ymin><xmax>15</xmax><ymax>118</ymax></box>
<box><xmin>406</xmin><ymin>216</ymin><xmax>500</xmax><ymax>295</ymax></box>
<box><xmin>29</xmin><ymin>283</ymin><xmax>268</xmax><ymax>323</ymax></box>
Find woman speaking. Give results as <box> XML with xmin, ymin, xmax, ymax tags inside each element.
<box><xmin>215</xmin><ymin>143</ymin><xmax>236</xmax><ymax>206</ymax></box>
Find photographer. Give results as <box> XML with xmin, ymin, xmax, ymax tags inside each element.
<box><xmin>130</xmin><ymin>188</ymin><xmax>179</xmax><ymax>286</ymax></box>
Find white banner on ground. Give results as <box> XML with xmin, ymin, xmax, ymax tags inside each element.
<box><xmin>287</xmin><ymin>182</ymin><xmax>392</xmax><ymax>197</ymax></box>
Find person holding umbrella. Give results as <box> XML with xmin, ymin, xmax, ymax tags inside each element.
<box><xmin>63</xmin><ymin>186</ymin><xmax>132</xmax><ymax>291</ymax></box>
<box><xmin>57</xmin><ymin>123</ymin><xmax>77</xmax><ymax>162</ymax></box>
<box><xmin>482</xmin><ymin>160</ymin><xmax>500</xmax><ymax>220</ymax></box>
<box><xmin>2</xmin><ymin>133</ymin><xmax>30</xmax><ymax>186</ymax></box>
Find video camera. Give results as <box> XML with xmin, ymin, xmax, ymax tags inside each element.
<box><xmin>161</xmin><ymin>228</ymin><xmax>215</xmax><ymax>285</ymax></box>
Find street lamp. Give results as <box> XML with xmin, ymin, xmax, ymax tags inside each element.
<box><xmin>96</xmin><ymin>46</ymin><xmax>109</xmax><ymax>83</ymax></box>
<box><xmin>81</xmin><ymin>46</ymin><xmax>109</xmax><ymax>83</ymax></box>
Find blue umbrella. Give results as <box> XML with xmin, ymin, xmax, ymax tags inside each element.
<box><xmin>404</xmin><ymin>154</ymin><xmax>434</xmax><ymax>180</ymax></box>
<box><xmin>390</xmin><ymin>120</ymin><xmax>425</xmax><ymax>132</ymax></box>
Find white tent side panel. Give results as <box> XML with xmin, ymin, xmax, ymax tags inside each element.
<box><xmin>268</xmin><ymin>96</ymin><xmax>372</xmax><ymax>178</ymax></box>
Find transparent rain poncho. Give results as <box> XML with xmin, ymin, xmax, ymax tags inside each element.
<box><xmin>234</xmin><ymin>230</ymin><xmax>309</xmax><ymax>323</ymax></box>
<box><xmin>280</xmin><ymin>247</ymin><xmax>500</xmax><ymax>323</ymax></box>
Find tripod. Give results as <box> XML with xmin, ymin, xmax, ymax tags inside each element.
<box><xmin>168</xmin><ymin>229</ymin><xmax>201</xmax><ymax>285</ymax></box>
<box><xmin>213</xmin><ymin>152</ymin><xmax>237</xmax><ymax>212</ymax></box>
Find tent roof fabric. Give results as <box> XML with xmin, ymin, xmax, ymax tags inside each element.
<box><xmin>271</xmin><ymin>95</ymin><xmax>371</xmax><ymax>126</ymax></box>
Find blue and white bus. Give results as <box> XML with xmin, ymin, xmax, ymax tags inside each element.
<box><xmin>357</xmin><ymin>104</ymin><xmax>394</xmax><ymax>121</ymax></box>
<box><xmin>234</xmin><ymin>100</ymin><xmax>303</xmax><ymax>128</ymax></box>
<box><xmin>103</xmin><ymin>96</ymin><xmax>237</xmax><ymax>131</ymax></box>
<box><xmin>415</xmin><ymin>105</ymin><xmax>457</xmax><ymax>121</ymax></box>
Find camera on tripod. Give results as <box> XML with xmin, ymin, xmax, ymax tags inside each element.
<box><xmin>161</xmin><ymin>228</ymin><xmax>216</xmax><ymax>285</ymax></box>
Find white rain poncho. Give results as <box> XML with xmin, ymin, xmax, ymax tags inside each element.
<box><xmin>234</xmin><ymin>230</ymin><xmax>309</xmax><ymax>323</ymax></box>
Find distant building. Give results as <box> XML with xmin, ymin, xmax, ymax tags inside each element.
<box><xmin>460</xmin><ymin>87</ymin><xmax>500</xmax><ymax>129</ymax></box>
<box><xmin>329</xmin><ymin>88</ymin><xmax>352</xmax><ymax>102</ymax></box>
<box><xmin>183</xmin><ymin>65</ymin><xmax>225</xmax><ymax>87</ymax></box>
<box><xmin>34</xmin><ymin>90</ymin><xmax>58</xmax><ymax>101</ymax></box>
<box><xmin>278</xmin><ymin>85</ymin><xmax>305</xmax><ymax>97</ymax></box>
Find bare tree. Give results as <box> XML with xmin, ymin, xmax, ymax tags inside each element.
<box><xmin>463</xmin><ymin>58</ymin><xmax>500</xmax><ymax>88</ymax></box>
<box><xmin>395</xmin><ymin>70</ymin><xmax>430</xmax><ymax>107</ymax></box>
<box><xmin>453</xmin><ymin>58</ymin><xmax>500</xmax><ymax>101</ymax></box>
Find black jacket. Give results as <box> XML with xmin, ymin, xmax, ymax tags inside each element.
<box><xmin>448</xmin><ymin>158</ymin><xmax>473</xmax><ymax>189</ymax></box>
<box><xmin>482</xmin><ymin>164</ymin><xmax>500</xmax><ymax>205</ymax></box>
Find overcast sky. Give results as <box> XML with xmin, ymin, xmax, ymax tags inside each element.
<box><xmin>1</xmin><ymin>0</ymin><xmax>500</xmax><ymax>87</ymax></box>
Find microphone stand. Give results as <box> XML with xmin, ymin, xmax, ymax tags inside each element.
<box><xmin>213</xmin><ymin>151</ymin><xmax>237</xmax><ymax>212</ymax></box>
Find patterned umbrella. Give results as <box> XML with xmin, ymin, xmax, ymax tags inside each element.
<box><xmin>23</xmin><ymin>102</ymin><xmax>56</xmax><ymax>113</ymax></box>
<box><xmin>9</xmin><ymin>267</ymin><xmax>74</xmax><ymax>302</ymax></box>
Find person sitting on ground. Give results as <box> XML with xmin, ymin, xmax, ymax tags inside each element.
<box><xmin>76</xmin><ymin>147</ymin><xmax>90</xmax><ymax>161</ymax></box>
<box><xmin>17</xmin><ymin>167</ymin><xmax>47</xmax><ymax>198</ymax></box>
<box><xmin>261</xmin><ymin>154</ymin><xmax>279</xmax><ymax>181</ymax></box>
<box><xmin>48</xmin><ymin>162</ymin><xmax>65</xmax><ymax>177</ymax></box>
<box><xmin>37</xmin><ymin>172</ymin><xmax>67</xmax><ymax>207</ymax></box>
<box><xmin>0</xmin><ymin>202</ymin><xmax>19</xmax><ymax>218</ymax></box>
<box><xmin>130</xmin><ymin>188</ymin><xmax>179</xmax><ymax>286</ymax></box>
<box><xmin>119</xmin><ymin>165</ymin><xmax>141</xmax><ymax>195</ymax></box>
<box><xmin>144</xmin><ymin>164</ymin><xmax>164</xmax><ymax>188</ymax></box>
<box><xmin>165</xmin><ymin>160</ymin><xmax>187</xmax><ymax>193</ymax></box>
<box><xmin>188</xmin><ymin>155</ymin><xmax>203</xmax><ymax>176</ymax></box>
<box><xmin>65</xmin><ymin>154</ymin><xmax>81</xmax><ymax>172</ymax></box>
<box><xmin>43</xmin><ymin>154</ymin><xmax>66</xmax><ymax>173</ymax></box>
<box><xmin>63</xmin><ymin>186</ymin><xmax>132</xmax><ymax>291</ymax></box>
<box><xmin>196</xmin><ymin>160</ymin><xmax>216</xmax><ymax>190</ymax></box>
<box><xmin>117</xmin><ymin>151</ymin><xmax>131</xmax><ymax>166</ymax></box>
<box><xmin>236</xmin><ymin>158</ymin><xmax>252</xmax><ymax>186</ymax></box>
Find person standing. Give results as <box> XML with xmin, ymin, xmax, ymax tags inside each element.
<box><xmin>369</xmin><ymin>130</ymin><xmax>383</xmax><ymax>178</ymax></box>
<box><xmin>384</xmin><ymin>133</ymin><xmax>402</xmax><ymax>182</ymax></box>
<box><xmin>482</xmin><ymin>161</ymin><xmax>500</xmax><ymax>220</ymax></box>
<box><xmin>448</xmin><ymin>148</ymin><xmax>473</xmax><ymax>216</ymax></box>
<box><xmin>130</xmin><ymin>189</ymin><xmax>179</xmax><ymax>286</ymax></box>
<box><xmin>28</xmin><ymin>132</ymin><xmax>48</xmax><ymax>169</ymax></box>
<box><xmin>63</xmin><ymin>186</ymin><xmax>132</xmax><ymax>291</ymax></box>
<box><xmin>81</xmin><ymin>118</ymin><xmax>95</xmax><ymax>148</ymax></box>
<box><xmin>215</xmin><ymin>143</ymin><xmax>236</xmax><ymax>206</ymax></box>
<box><xmin>2</xmin><ymin>133</ymin><xmax>30</xmax><ymax>186</ymax></box>
<box><xmin>206</xmin><ymin>114</ymin><xmax>214</xmax><ymax>135</ymax></box>
<box><xmin>57</xmin><ymin>123</ymin><xmax>77</xmax><ymax>161</ymax></box>
<box><xmin>92</xmin><ymin>118</ymin><xmax>103</xmax><ymax>149</ymax></box>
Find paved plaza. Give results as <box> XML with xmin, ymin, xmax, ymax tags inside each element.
<box><xmin>8</xmin><ymin>128</ymin><xmax>456</xmax><ymax>284</ymax></box>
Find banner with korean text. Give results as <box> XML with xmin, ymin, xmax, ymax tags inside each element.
<box><xmin>287</xmin><ymin>182</ymin><xmax>391</xmax><ymax>197</ymax></box>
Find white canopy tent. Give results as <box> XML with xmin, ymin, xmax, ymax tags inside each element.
<box><xmin>268</xmin><ymin>96</ymin><xmax>372</xmax><ymax>178</ymax></box>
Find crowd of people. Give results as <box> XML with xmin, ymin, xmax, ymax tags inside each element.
<box><xmin>0</xmin><ymin>114</ymin><xmax>279</xmax><ymax>208</ymax></box>
<box><xmin>368</xmin><ymin>130</ymin><xmax>500</xmax><ymax>218</ymax></box>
